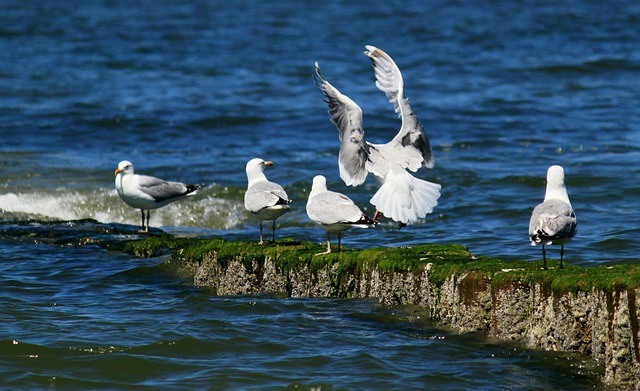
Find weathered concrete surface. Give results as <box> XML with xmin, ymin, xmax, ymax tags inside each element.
<box><xmin>173</xmin><ymin>248</ymin><xmax>640</xmax><ymax>390</ymax></box>
<box><xmin>491</xmin><ymin>281</ymin><xmax>640</xmax><ymax>388</ymax></box>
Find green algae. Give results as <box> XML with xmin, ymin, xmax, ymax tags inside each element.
<box><xmin>125</xmin><ymin>237</ymin><xmax>500</xmax><ymax>293</ymax></box>
<box><xmin>122</xmin><ymin>236</ymin><xmax>640</xmax><ymax>294</ymax></box>
<box><xmin>122</xmin><ymin>235</ymin><xmax>179</xmax><ymax>257</ymax></box>
<box><xmin>1</xmin><ymin>219</ymin><xmax>636</xmax><ymax>297</ymax></box>
<box><xmin>124</xmin><ymin>236</ymin><xmax>473</xmax><ymax>275</ymax></box>
<box><xmin>493</xmin><ymin>263</ymin><xmax>640</xmax><ymax>294</ymax></box>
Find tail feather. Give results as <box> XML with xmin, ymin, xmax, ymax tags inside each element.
<box><xmin>354</xmin><ymin>213</ymin><xmax>376</xmax><ymax>226</ymax></box>
<box><xmin>185</xmin><ymin>184</ymin><xmax>202</xmax><ymax>196</ymax></box>
<box><xmin>370</xmin><ymin>170</ymin><xmax>440</xmax><ymax>225</ymax></box>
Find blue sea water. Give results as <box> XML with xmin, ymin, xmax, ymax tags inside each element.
<box><xmin>0</xmin><ymin>0</ymin><xmax>639</xmax><ymax>389</ymax></box>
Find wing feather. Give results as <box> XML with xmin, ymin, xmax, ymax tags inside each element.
<box><xmin>136</xmin><ymin>175</ymin><xmax>191</xmax><ymax>203</ymax></box>
<box><xmin>245</xmin><ymin>181</ymin><xmax>290</xmax><ymax>213</ymax></box>
<box><xmin>364</xmin><ymin>45</ymin><xmax>434</xmax><ymax>170</ymax></box>
<box><xmin>529</xmin><ymin>199</ymin><xmax>577</xmax><ymax>244</ymax></box>
<box><xmin>315</xmin><ymin>62</ymin><xmax>369</xmax><ymax>186</ymax></box>
<box><xmin>308</xmin><ymin>191</ymin><xmax>364</xmax><ymax>225</ymax></box>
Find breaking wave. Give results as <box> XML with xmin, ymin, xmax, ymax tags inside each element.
<box><xmin>0</xmin><ymin>185</ymin><xmax>247</xmax><ymax>231</ymax></box>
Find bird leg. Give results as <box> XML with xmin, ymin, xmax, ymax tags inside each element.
<box><xmin>139</xmin><ymin>210</ymin><xmax>149</xmax><ymax>233</ymax></box>
<box><xmin>560</xmin><ymin>245</ymin><xmax>565</xmax><ymax>269</ymax></box>
<box><xmin>337</xmin><ymin>231</ymin><xmax>342</xmax><ymax>252</ymax></box>
<box><xmin>542</xmin><ymin>245</ymin><xmax>547</xmax><ymax>270</ymax></box>
<box><xmin>315</xmin><ymin>232</ymin><xmax>332</xmax><ymax>256</ymax></box>
<box><xmin>373</xmin><ymin>210</ymin><xmax>404</xmax><ymax>228</ymax></box>
<box><xmin>259</xmin><ymin>221</ymin><xmax>264</xmax><ymax>245</ymax></box>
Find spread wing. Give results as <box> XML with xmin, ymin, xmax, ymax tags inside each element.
<box><xmin>315</xmin><ymin>62</ymin><xmax>369</xmax><ymax>186</ymax></box>
<box><xmin>364</xmin><ymin>45</ymin><xmax>434</xmax><ymax>171</ymax></box>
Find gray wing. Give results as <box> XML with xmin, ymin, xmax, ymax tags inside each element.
<box><xmin>245</xmin><ymin>181</ymin><xmax>290</xmax><ymax>213</ymax></box>
<box><xmin>307</xmin><ymin>190</ymin><xmax>364</xmax><ymax>225</ymax></box>
<box><xmin>315</xmin><ymin>62</ymin><xmax>370</xmax><ymax>186</ymax></box>
<box><xmin>529</xmin><ymin>199</ymin><xmax>577</xmax><ymax>243</ymax></box>
<box><xmin>137</xmin><ymin>174</ymin><xmax>191</xmax><ymax>203</ymax></box>
<box><xmin>364</xmin><ymin>45</ymin><xmax>434</xmax><ymax>171</ymax></box>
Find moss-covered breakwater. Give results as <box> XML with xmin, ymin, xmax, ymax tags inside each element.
<box><xmin>124</xmin><ymin>236</ymin><xmax>640</xmax><ymax>389</ymax></box>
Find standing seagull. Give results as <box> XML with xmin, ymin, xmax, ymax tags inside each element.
<box><xmin>529</xmin><ymin>165</ymin><xmax>578</xmax><ymax>269</ymax></box>
<box><xmin>114</xmin><ymin>160</ymin><xmax>201</xmax><ymax>233</ymax></box>
<box><xmin>314</xmin><ymin>45</ymin><xmax>441</xmax><ymax>227</ymax></box>
<box><xmin>306</xmin><ymin>175</ymin><xmax>376</xmax><ymax>255</ymax></box>
<box><xmin>244</xmin><ymin>158</ymin><xmax>291</xmax><ymax>244</ymax></box>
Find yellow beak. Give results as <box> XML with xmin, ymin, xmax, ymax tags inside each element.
<box><xmin>265</xmin><ymin>161</ymin><xmax>274</xmax><ymax>167</ymax></box>
<box><xmin>114</xmin><ymin>168</ymin><xmax>123</xmax><ymax>176</ymax></box>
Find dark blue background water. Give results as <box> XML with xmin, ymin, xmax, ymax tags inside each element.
<box><xmin>1</xmin><ymin>0</ymin><xmax>638</xmax><ymax>389</ymax></box>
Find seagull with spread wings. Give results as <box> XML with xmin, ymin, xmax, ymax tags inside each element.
<box><xmin>315</xmin><ymin>45</ymin><xmax>441</xmax><ymax>227</ymax></box>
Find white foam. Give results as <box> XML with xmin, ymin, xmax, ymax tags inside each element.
<box><xmin>0</xmin><ymin>192</ymin><xmax>84</xmax><ymax>221</ymax></box>
<box><xmin>0</xmin><ymin>188</ymin><xmax>247</xmax><ymax>230</ymax></box>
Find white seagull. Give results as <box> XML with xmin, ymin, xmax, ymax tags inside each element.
<box><xmin>529</xmin><ymin>165</ymin><xmax>578</xmax><ymax>269</ymax></box>
<box><xmin>314</xmin><ymin>45</ymin><xmax>441</xmax><ymax>227</ymax></box>
<box><xmin>306</xmin><ymin>175</ymin><xmax>376</xmax><ymax>255</ymax></box>
<box><xmin>114</xmin><ymin>160</ymin><xmax>201</xmax><ymax>233</ymax></box>
<box><xmin>244</xmin><ymin>158</ymin><xmax>291</xmax><ymax>244</ymax></box>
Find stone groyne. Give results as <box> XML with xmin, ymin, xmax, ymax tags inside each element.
<box><xmin>124</xmin><ymin>236</ymin><xmax>640</xmax><ymax>390</ymax></box>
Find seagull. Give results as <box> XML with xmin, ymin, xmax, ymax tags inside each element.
<box><xmin>306</xmin><ymin>175</ymin><xmax>376</xmax><ymax>255</ymax></box>
<box><xmin>244</xmin><ymin>158</ymin><xmax>291</xmax><ymax>244</ymax></box>
<box><xmin>314</xmin><ymin>45</ymin><xmax>441</xmax><ymax>227</ymax></box>
<box><xmin>529</xmin><ymin>165</ymin><xmax>578</xmax><ymax>269</ymax></box>
<box><xmin>114</xmin><ymin>160</ymin><xmax>201</xmax><ymax>233</ymax></box>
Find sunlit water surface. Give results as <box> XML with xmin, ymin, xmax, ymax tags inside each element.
<box><xmin>1</xmin><ymin>0</ymin><xmax>638</xmax><ymax>389</ymax></box>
